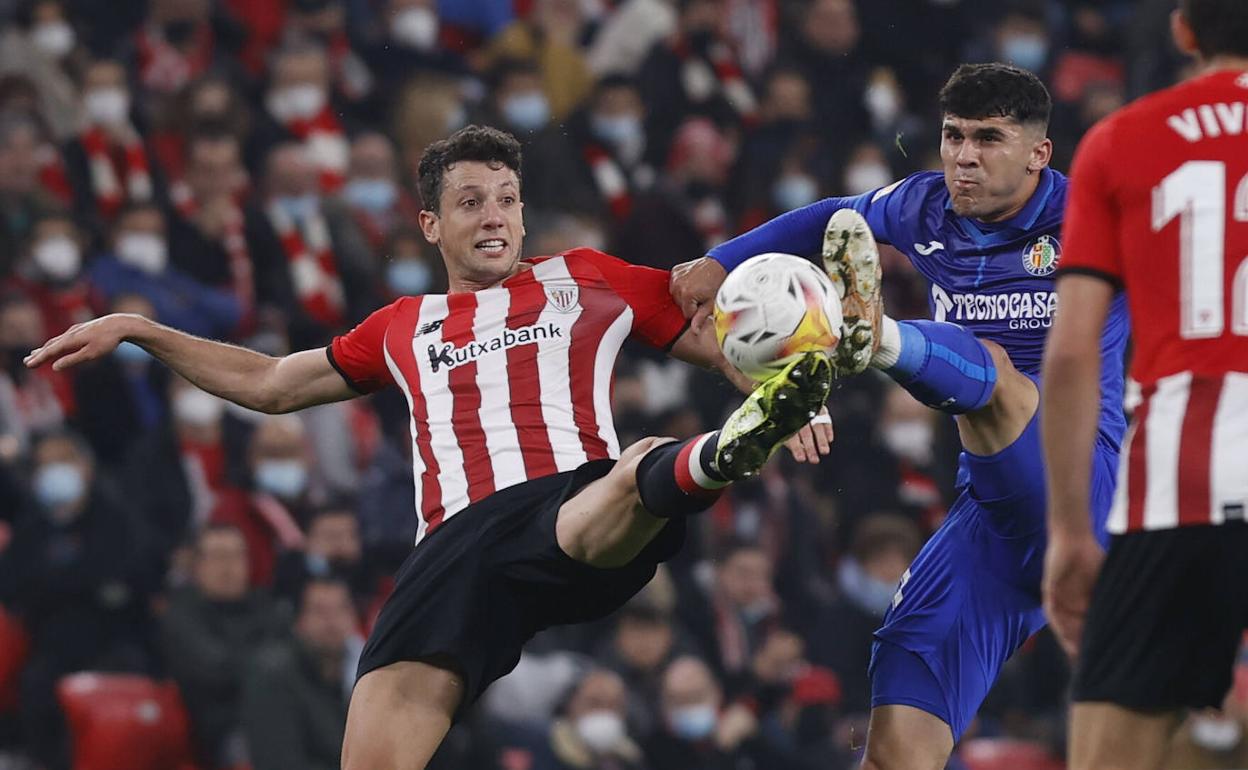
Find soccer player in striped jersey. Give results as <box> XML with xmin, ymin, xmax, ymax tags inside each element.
<box><xmin>1042</xmin><ymin>1</ymin><xmax>1248</xmax><ymax>767</ymax></box>
<box><xmin>25</xmin><ymin>125</ymin><xmax>834</xmax><ymax>770</ymax></box>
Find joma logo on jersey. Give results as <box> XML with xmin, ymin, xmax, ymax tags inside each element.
<box><xmin>426</xmin><ymin>322</ymin><xmax>564</xmax><ymax>373</ymax></box>
<box><xmin>932</xmin><ymin>285</ymin><xmax>1058</xmax><ymax>330</ymax></box>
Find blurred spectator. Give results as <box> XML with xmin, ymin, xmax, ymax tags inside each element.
<box><xmin>379</xmin><ymin>226</ymin><xmax>444</xmax><ymax>299</ymax></box>
<box><xmin>0</xmin><ymin>112</ymin><xmax>60</xmax><ymax>273</ymax></box>
<box><xmin>0</xmin><ymin>429</ymin><xmax>157</xmax><ymax>770</ymax></box>
<box><xmin>680</xmin><ymin>540</ymin><xmax>777</xmax><ymax>677</ymax></box>
<box><xmin>257</xmin><ymin>142</ymin><xmax>377</xmax><ymax>348</ymax></box>
<box><xmin>808</xmin><ymin>512</ymin><xmax>921</xmax><ymax>716</ymax></box>
<box><xmin>282</xmin><ymin>0</ymin><xmax>375</xmax><ymax>114</ymax></box>
<box><xmin>241</xmin><ymin>576</ymin><xmax>358</xmax><ymax>770</ymax></box>
<box><xmin>152</xmin><ymin>74</ymin><xmax>256</xmax><ymax>179</ymax></box>
<box><xmin>160</xmin><ymin>523</ymin><xmax>286</xmax><ymax>769</ymax></box>
<box><xmin>567</xmin><ymin>75</ymin><xmax>654</xmax><ymax>225</ymax></box>
<box><xmin>585</xmin><ymin>0</ymin><xmax>676</xmax><ymax>78</ymax></box>
<box><xmin>992</xmin><ymin>5</ymin><xmax>1053</xmax><ymax>75</ymax></box>
<box><xmin>364</xmin><ymin>0</ymin><xmax>467</xmax><ymax>93</ymax></box>
<box><xmin>596</xmin><ymin>601</ymin><xmax>679</xmax><ymax>736</ymax></box>
<box><xmin>61</xmin><ymin>59</ymin><xmax>159</xmax><ymax>233</ymax></box>
<box><xmin>70</xmin><ymin>294</ymin><xmax>168</xmax><ymax>468</ymax></box>
<box><xmin>89</xmin><ymin>202</ymin><xmax>243</xmax><ymax>339</ymax></box>
<box><xmin>637</xmin><ymin>0</ymin><xmax>757</xmax><ymax>163</ymax></box>
<box><xmin>0</xmin><ymin>0</ymin><xmax>83</xmax><ymax>140</ymax></box>
<box><xmin>252</xmin><ymin>43</ymin><xmax>352</xmax><ymax>194</ymax></box>
<box><xmin>4</xmin><ymin>210</ymin><xmax>93</xmax><ymax>338</ymax></box>
<box><xmin>210</xmin><ymin>413</ymin><xmax>314</xmax><ymax>587</ymax></box>
<box><xmin>485</xmin><ymin>0</ymin><xmax>593</xmax><ymax>122</ymax></box>
<box><xmin>0</xmin><ymin>292</ymin><xmax>65</xmax><ymax>456</ymax></box>
<box><xmin>342</xmin><ymin>132</ymin><xmax>420</xmax><ymax>253</ymax></box>
<box><xmin>273</xmin><ymin>501</ymin><xmax>374</xmax><ymax>608</ymax></box>
<box><xmin>130</xmin><ymin>0</ymin><xmax>231</xmax><ymax>98</ymax></box>
<box><xmin>840</xmin><ymin>141</ymin><xmax>893</xmax><ymax>196</ymax></box>
<box><xmin>545</xmin><ymin>668</ymin><xmax>647</xmax><ymax>770</ymax></box>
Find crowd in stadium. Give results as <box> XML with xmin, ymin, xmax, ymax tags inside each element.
<box><xmin>0</xmin><ymin>0</ymin><xmax>1238</xmax><ymax>769</ymax></box>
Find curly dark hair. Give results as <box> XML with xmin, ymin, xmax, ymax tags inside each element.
<box><xmin>938</xmin><ymin>63</ymin><xmax>1051</xmax><ymax>129</ymax></box>
<box><xmin>417</xmin><ymin>125</ymin><xmax>523</xmax><ymax>213</ymax></box>
<box><xmin>1181</xmin><ymin>0</ymin><xmax>1248</xmax><ymax>59</ymax></box>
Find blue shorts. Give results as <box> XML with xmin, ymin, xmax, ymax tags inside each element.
<box><xmin>869</xmin><ymin>402</ymin><xmax>1119</xmax><ymax>740</ymax></box>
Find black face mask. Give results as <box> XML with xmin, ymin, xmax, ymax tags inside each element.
<box><xmin>164</xmin><ymin>20</ymin><xmax>197</xmax><ymax>46</ymax></box>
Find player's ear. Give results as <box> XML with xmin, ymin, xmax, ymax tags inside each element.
<box><xmin>1029</xmin><ymin>136</ymin><xmax>1053</xmax><ymax>174</ymax></box>
<box><xmin>1170</xmin><ymin>9</ymin><xmax>1200</xmax><ymax>57</ymax></box>
<box><xmin>418</xmin><ymin>209</ymin><xmax>440</xmax><ymax>245</ymax></box>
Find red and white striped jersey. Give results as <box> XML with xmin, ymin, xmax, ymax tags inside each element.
<box><xmin>328</xmin><ymin>248</ymin><xmax>687</xmax><ymax>543</ymax></box>
<box><xmin>1063</xmin><ymin>69</ymin><xmax>1248</xmax><ymax>533</ymax></box>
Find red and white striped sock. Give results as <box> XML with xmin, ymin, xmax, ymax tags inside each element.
<box><xmin>636</xmin><ymin>432</ymin><xmax>728</xmax><ymax>518</ymax></box>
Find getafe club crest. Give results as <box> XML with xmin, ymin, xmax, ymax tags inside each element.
<box><xmin>1021</xmin><ymin>235</ymin><xmax>1060</xmax><ymax>277</ymax></box>
<box><xmin>544</xmin><ymin>282</ymin><xmax>580</xmax><ymax>313</ymax></box>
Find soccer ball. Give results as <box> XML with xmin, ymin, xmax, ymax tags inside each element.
<box><xmin>713</xmin><ymin>253</ymin><xmax>842</xmax><ymax>381</ymax></box>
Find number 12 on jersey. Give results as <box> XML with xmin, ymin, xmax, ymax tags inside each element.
<box><xmin>1152</xmin><ymin>161</ymin><xmax>1248</xmax><ymax>339</ymax></box>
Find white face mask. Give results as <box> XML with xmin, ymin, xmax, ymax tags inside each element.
<box><xmin>391</xmin><ymin>7</ymin><xmax>439</xmax><ymax>51</ymax></box>
<box><xmin>32</xmin><ymin>21</ymin><xmax>76</xmax><ymax>59</ymax></box>
<box><xmin>116</xmin><ymin>232</ymin><xmax>168</xmax><ymax>274</ymax></box>
<box><xmin>33</xmin><ymin>235</ymin><xmax>81</xmax><ymax>281</ymax></box>
<box><xmin>173</xmin><ymin>389</ymin><xmax>225</xmax><ymax>428</ymax></box>
<box><xmin>574</xmin><ymin>710</ymin><xmax>626</xmax><ymax>753</ymax></box>
<box><xmin>84</xmin><ymin>87</ymin><xmax>130</xmax><ymax>127</ymax></box>
<box><xmin>864</xmin><ymin>82</ymin><xmax>901</xmax><ymax>126</ymax></box>
<box><xmin>267</xmin><ymin>84</ymin><xmax>327</xmax><ymax>122</ymax></box>
<box><xmin>845</xmin><ymin>163</ymin><xmax>893</xmax><ymax>195</ymax></box>
<box><xmin>1190</xmin><ymin>713</ymin><xmax>1243</xmax><ymax>752</ymax></box>
<box><xmin>883</xmin><ymin>419</ymin><xmax>934</xmax><ymax>466</ymax></box>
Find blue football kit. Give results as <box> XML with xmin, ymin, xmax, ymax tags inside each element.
<box><xmin>708</xmin><ymin>169</ymin><xmax>1129</xmax><ymax>738</ymax></box>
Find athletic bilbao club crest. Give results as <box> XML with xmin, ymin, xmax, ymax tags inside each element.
<box><xmin>544</xmin><ymin>282</ymin><xmax>580</xmax><ymax>313</ymax></box>
<box><xmin>1021</xmin><ymin>235</ymin><xmax>1060</xmax><ymax>277</ymax></box>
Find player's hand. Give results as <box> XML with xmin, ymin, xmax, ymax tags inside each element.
<box><xmin>1042</xmin><ymin>527</ymin><xmax>1104</xmax><ymax>659</ymax></box>
<box><xmin>670</xmin><ymin>257</ymin><xmax>727</xmax><ymax>332</ymax></box>
<box><xmin>24</xmin><ymin>314</ymin><xmax>145</xmax><ymax>372</ymax></box>
<box><xmin>785</xmin><ymin>406</ymin><xmax>833</xmax><ymax>463</ymax></box>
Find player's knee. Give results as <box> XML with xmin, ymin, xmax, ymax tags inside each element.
<box><xmin>615</xmin><ymin>436</ymin><xmax>677</xmax><ymax>492</ymax></box>
<box><xmin>975</xmin><ymin>340</ymin><xmax>1030</xmax><ymax>411</ymax></box>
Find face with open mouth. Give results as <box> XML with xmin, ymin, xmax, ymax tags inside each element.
<box><xmin>420</xmin><ymin>160</ymin><xmax>526</xmax><ymax>292</ymax></box>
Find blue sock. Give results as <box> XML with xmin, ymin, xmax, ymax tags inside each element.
<box><xmin>884</xmin><ymin>320</ymin><xmax>996</xmax><ymax>414</ymax></box>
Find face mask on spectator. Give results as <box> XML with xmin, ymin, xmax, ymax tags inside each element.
<box><xmin>255</xmin><ymin>459</ymin><xmax>308</xmax><ymax>499</ymax></box>
<box><xmin>669</xmin><ymin>703</ymin><xmax>717</xmax><ymax>741</ymax></box>
<box><xmin>592</xmin><ymin>114</ymin><xmax>643</xmax><ymax>154</ymax></box>
<box><xmin>387</xmin><ymin>259</ymin><xmax>432</xmax><ymax>295</ymax></box>
<box><xmin>1190</xmin><ymin>713</ymin><xmax>1243</xmax><ymax>751</ymax></box>
<box><xmin>864</xmin><ymin>82</ymin><xmax>901</xmax><ymax>126</ymax></box>
<box><xmin>114</xmin><ymin>341</ymin><xmax>152</xmax><ymax>365</ymax></box>
<box><xmin>33</xmin><ymin>235</ymin><xmax>81</xmax><ymax>281</ymax></box>
<box><xmin>35</xmin><ymin>462</ymin><xmax>86</xmax><ymax>512</ymax></box>
<box><xmin>116</xmin><ymin>232</ymin><xmax>168</xmax><ymax>274</ymax></box>
<box><xmin>838</xmin><ymin>556</ymin><xmax>897</xmax><ymax>616</ymax></box>
<box><xmin>275</xmin><ymin>193</ymin><xmax>320</xmax><ymax>222</ymax></box>
<box><xmin>1001</xmin><ymin>33</ymin><xmax>1048</xmax><ymax>71</ymax></box>
<box><xmin>32</xmin><ymin>21</ymin><xmax>75</xmax><ymax>59</ymax></box>
<box><xmin>502</xmin><ymin>92</ymin><xmax>550</xmax><ymax>132</ymax></box>
<box><xmin>84</xmin><ymin>87</ymin><xmax>130</xmax><ymax>127</ymax></box>
<box><xmin>343</xmin><ymin>178</ymin><xmax>398</xmax><ymax>213</ymax></box>
<box><xmin>739</xmin><ymin>596</ymin><xmax>775</xmax><ymax>624</ymax></box>
<box><xmin>174</xmin><ymin>388</ymin><xmax>225</xmax><ymax>428</ymax></box>
<box><xmin>267</xmin><ymin>84</ymin><xmax>327</xmax><ymax>122</ymax></box>
<box><xmin>772</xmin><ymin>174</ymin><xmax>819</xmax><ymax>211</ymax></box>
<box><xmin>391</xmin><ymin>7</ymin><xmax>439</xmax><ymax>51</ymax></box>
<box><xmin>575</xmin><ymin>710</ymin><xmax>625</xmax><ymax>753</ymax></box>
<box><xmin>882</xmin><ymin>418</ymin><xmax>933</xmax><ymax>466</ymax></box>
<box><xmin>844</xmin><ymin>162</ymin><xmax>892</xmax><ymax>196</ymax></box>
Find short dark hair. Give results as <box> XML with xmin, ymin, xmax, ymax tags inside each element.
<box><xmin>416</xmin><ymin>125</ymin><xmax>522</xmax><ymax>212</ymax></box>
<box><xmin>295</xmin><ymin>575</ymin><xmax>353</xmax><ymax>616</ymax></box>
<box><xmin>1181</xmin><ymin>0</ymin><xmax>1248</xmax><ymax>59</ymax></box>
<box><xmin>938</xmin><ymin>63</ymin><xmax>1051</xmax><ymax>129</ymax></box>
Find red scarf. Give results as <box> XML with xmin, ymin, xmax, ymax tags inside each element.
<box><xmin>172</xmin><ymin>181</ymin><xmax>255</xmax><ymax>331</ymax></box>
<box><xmin>673</xmin><ymin>37</ymin><xmax>758</xmax><ymax>124</ymax></box>
<box><xmin>81</xmin><ymin>125</ymin><xmax>152</xmax><ymax>220</ymax></box>
<box><xmin>35</xmin><ymin>144</ymin><xmax>73</xmax><ymax>206</ymax></box>
<box><xmin>267</xmin><ymin>202</ymin><xmax>346</xmax><ymax>328</ymax></box>
<box><xmin>135</xmin><ymin>23</ymin><xmax>214</xmax><ymax>94</ymax></box>
<box><xmin>583</xmin><ymin>143</ymin><xmax>632</xmax><ymax>222</ymax></box>
<box><xmin>285</xmin><ymin>108</ymin><xmax>349</xmax><ymax>194</ymax></box>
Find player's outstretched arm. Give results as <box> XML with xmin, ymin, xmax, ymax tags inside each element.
<box><xmin>25</xmin><ymin>313</ymin><xmax>357</xmax><ymax>414</ymax></box>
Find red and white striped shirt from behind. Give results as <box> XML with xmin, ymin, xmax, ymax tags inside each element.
<box><xmin>1108</xmin><ymin>372</ymin><xmax>1248</xmax><ymax>534</ymax></box>
<box><xmin>328</xmin><ymin>248</ymin><xmax>688</xmax><ymax>544</ymax></box>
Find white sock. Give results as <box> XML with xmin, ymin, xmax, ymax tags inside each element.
<box><xmin>870</xmin><ymin>315</ymin><xmax>902</xmax><ymax>369</ymax></box>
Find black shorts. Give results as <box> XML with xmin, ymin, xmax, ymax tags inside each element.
<box><xmin>356</xmin><ymin>459</ymin><xmax>685</xmax><ymax>717</ymax></box>
<box><xmin>1072</xmin><ymin>522</ymin><xmax>1248</xmax><ymax>711</ymax></box>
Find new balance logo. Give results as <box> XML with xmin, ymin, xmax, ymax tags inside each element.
<box><xmin>416</xmin><ymin>319</ymin><xmax>444</xmax><ymax>337</ymax></box>
<box><xmin>914</xmin><ymin>241</ymin><xmax>945</xmax><ymax>256</ymax></box>
<box><xmin>426</xmin><ymin>322</ymin><xmax>564</xmax><ymax>373</ymax></box>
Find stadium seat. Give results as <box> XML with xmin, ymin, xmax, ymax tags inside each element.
<box><xmin>0</xmin><ymin>605</ymin><xmax>29</xmax><ymax>713</ymax></box>
<box><xmin>959</xmin><ymin>738</ymin><xmax>1066</xmax><ymax>770</ymax></box>
<box><xmin>56</xmin><ymin>673</ymin><xmax>199</xmax><ymax>770</ymax></box>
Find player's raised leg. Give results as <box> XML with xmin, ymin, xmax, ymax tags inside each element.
<box><xmin>342</xmin><ymin>659</ymin><xmax>464</xmax><ymax>770</ymax></box>
<box><xmin>556</xmin><ymin>351</ymin><xmax>833</xmax><ymax>568</ymax></box>
<box><xmin>823</xmin><ymin>208</ymin><xmax>1037</xmax><ymax>456</ymax></box>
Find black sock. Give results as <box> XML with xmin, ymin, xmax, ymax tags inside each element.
<box><xmin>635</xmin><ymin>432</ymin><xmax>728</xmax><ymax>519</ymax></box>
